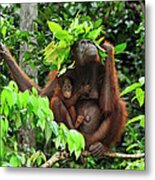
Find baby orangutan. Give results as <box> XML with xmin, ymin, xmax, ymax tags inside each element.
<box><xmin>50</xmin><ymin>76</ymin><xmax>91</xmax><ymax>128</ymax></box>
<box><xmin>61</xmin><ymin>78</ymin><xmax>101</xmax><ymax>134</ymax></box>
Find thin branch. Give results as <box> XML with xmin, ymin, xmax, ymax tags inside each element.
<box><xmin>40</xmin><ymin>150</ymin><xmax>145</xmax><ymax>168</ymax></box>
<box><xmin>41</xmin><ymin>151</ymin><xmax>68</xmax><ymax>168</ymax></box>
<box><xmin>104</xmin><ymin>151</ymin><xmax>145</xmax><ymax>158</ymax></box>
<box><xmin>82</xmin><ymin>151</ymin><xmax>145</xmax><ymax>158</ymax></box>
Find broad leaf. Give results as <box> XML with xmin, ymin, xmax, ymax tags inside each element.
<box><xmin>115</xmin><ymin>43</ymin><xmax>127</xmax><ymax>54</ymax></box>
<box><xmin>47</xmin><ymin>21</ymin><xmax>62</xmax><ymax>33</ymax></box>
<box><xmin>45</xmin><ymin>121</ymin><xmax>52</xmax><ymax>143</ymax></box>
<box><xmin>135</xmin><ymin>88</ymin><xmax>145</xmax><ymax>107</ymax></box>
<box><xmin>120</xmin><ymin>83</ymin><xmax>141</xmax><ymax>96</ymax></box>
<box><xmin>9</xmin><ymin>155</ymin><xmax>20</xmax><ymax>167</ymax></box>
<box><xmin>127</xmin><ymin>115</ymin><xmax>145</xmax><ymax>127</ymax></box>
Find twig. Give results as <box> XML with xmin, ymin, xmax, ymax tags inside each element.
<box><xmin>40</xmin><ymin>150</ymin><xmax>145</xmax><ymax>168</ymax></box>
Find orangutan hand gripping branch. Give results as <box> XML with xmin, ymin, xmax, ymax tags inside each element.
<box><xmin>0</xmin><ymin>39</ymin><xmax>127</xmax><ymax>156</ymax></box>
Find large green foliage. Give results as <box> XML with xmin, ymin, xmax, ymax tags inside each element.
<box><xmin>0</xmin><ymin>81</ymin><xmax>85</xmax><ymax>167</ymax></box>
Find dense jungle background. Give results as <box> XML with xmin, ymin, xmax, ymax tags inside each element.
<box><xmin>0</xmin><ymin>1</ymin><xmax>145</xmax><ymax>169</ymax></box>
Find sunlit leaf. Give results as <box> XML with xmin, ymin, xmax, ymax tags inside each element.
<box><xmin>0</xmin><ymin>139</ymin><xmax>5</xmax><ymax>160</ymax></box>
<box><xmin>51</xmin><ymin>121</ymin><xmax>59</xmax><ymax>136</ymax></box>
<box><xmin>41</xmin><ymin>152</ymin><xmax>47</xmax><ymax>162</ymax></box>
<box><xmin>8</xmin><ymin>81</ymin><xmax>19</xmax><ymax>92</ymax></box>
<box><xmin>93</xmin><ymin>19</ymin><xmax>103</xmax><ymax>29</ymax></box>
<box><xmin>127</xmin><ymin>115</ymin><xmax>145</xmax><ymax>127</ymax></box>
<box><xmin>45</xmin><ymin>121</ymin><xmax>52</xmax><ymax>143</ymax></box>
<box><xmin>67</xmin><ymin>129</ymin><xmax>85</xmax><ymax>159</ymax></box>
<box><xmin>120</xmin><ymin>83</ymin><xmax>141</xmax><ymax>96</ymax></box>
<box><xmin>1</xmin><ymin>25</ymin><xmax>7</xmax><ymax>37</ymax></box>
<box><xmin>47</xmin><ymin>21</ymin><xmax>62</xmax><ymax>33</ymax></box>
<box><xmin>139</xmin><ymin>77</ymin><xmax>145</xmax><ymax>86</ymax></box>
<box><xmin>135</xmin><ymin>88</ymin><xmax>145</xmax><ymax>107</ymax></box>
<box><xmin>115</xmin><ymin>43</ymin><xmax>127</xmax><ymax>54</ymax></box>
<box><xmin>9</xmin><ymin>155</ymin><xmax>20</xmax><ymax>167</ymax></box>
<box><xmin>140</xmin><ymin>116</ymin><xmax>145</xmax><ymax>128</ymax></box>
<box><xmin>32</xmin><ymin>87</ymin><xmax>38</xmax><ymax>96</ymax></box>
<box><xmin>87</xmin><ymin>27</ymin><xmax>102</xmax><ymax>40</ymax></box>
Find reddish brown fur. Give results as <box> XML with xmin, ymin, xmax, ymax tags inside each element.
<box><xmin>50</xmin><ymin>77</ymin><xmax>91</xmax><ymax>128</ymax></box>
<box><xmin>71</xmin><ymin>40</ymin><xmax>127</xmax><ymax>155</ymax></box>
<box><xmin>0</xmin><ymin>40</ymin><xmax>128</xmax><ymax>156</ymax></box>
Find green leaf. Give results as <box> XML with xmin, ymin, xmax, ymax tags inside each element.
<box><xmin>93</xmin><ymin>19</ymin><xmax>103</xmax><ymax>29</ymax></box>
<box><xmin>47</xmin><ymin>21</ymin><xmax>62</xmax><ymax>33</ymax></box>
<box><xmin>8</xmin><ymin>81</ymin><xmax>18</xmax><ymax>92</ymax></box>
<box><xmin>139</xmin><ymin>77</ymin><xmax>145</xmax><ymax>86</ymax></box>
<box><xmin>73</xmin><ymin>24</ymin><xmax>85</xmax><ymax>35</ymax></box>
<box><xmin>0</xmin><ymin>139</ymin><xmax>5</xmax><ymax>160</ymax></box>
<box><xmin>55</xmin><ymin>136</ymin><xmax>61</xmax><ymax>149</ymax></box>
<box><xmin>41</xmin><ymin>152</ymin><xmax>46</xmax><ymax>162</ymax></box>
<box><xmin>0</xmin><ymin>118</ymin><xmax>9</xmax><ymax>137</ymax></box>
<box><xmin>22</xmin><ymin>90</ymin><xmax>29</xmax><ymax>108</ymax></box>
<box><xmin>87</xmin><ymin>27</ymin><xmax>102</xmax><ymax>41</ymax></box>
<box><xmin>58</xmin><ymin>123</ymin><xmax>69</xmax><ymax>149</ymax></box>
<box><xmin>3</xmin><ymin>104</ymin><xmax>9</xmax><ymax>117</ymax></box>
<box><xmin>75</xmin><ymin>150</ymin><xmax>82</xmax><ymax>160</ymax></box>
<box><xmin>67</xmin><ymin>130</ymin><xmax>85</xmax><ymax>159</ymax></box>
<box><xmin>43</xmin><ymin>41</ymin><xmax>55</xmax><ymax>54</ymax></box>
<box><xmin>48</xmin><ymin>110</ymin><xmax>54</xmax><ymax>121</ymax></box>
<box><xmin>126</xmin><ymin>143</ymin><xmax>139</xmax><ymax>152</ymax></box>
<box><xmin>17</xmin><ymin>92</ymin><xmax>23</xmax><ymax>109</ymax></box>
<box><xmin>127</xmin><ymin>115</ymin><xmax>145</xmax><ymax>126</ymax></box>
<box><xmin>140</xmin><ymin>116</ymin><xmax>145</xmax><ymax>128</ymax></box>
<box><xmin>99</xmin><ymin>50</ymin><xmax>107</xmax><ymax>60</ymax></box>
<box><xmin>40</xmin><ymin>97</ymin><xmax>49</xmax><ymax>110</ymax></box>
<box><xmin>21</xmin><ymin>154</ymin><xmax>26</xmax><ymax>165</ymax></box>
<box><xmin>45</xmin><ymin>121</ymin><xmax>52</xmax><ymax>143</ymax></box>
<box><xmin>115</xmin><ymin>43</ymin><xmax>127</xmax><ymax>54</ymax></box>
<box><xmin>37</xmin><ymin>156</ymin><xmax>42</xmax><ymax>166</ymax></box>
<box><xmin>59</xmin><ymin>123</ymin><xmax>69</xmax><ymax>135</ymax></box>
<box><xmin>125</xmin><ymin>159</ymin><xmax>145</xmax><ymax>170</ymax></box>
<box><xmin>96</xmin><ymin>37</ymin><xmax>104</xmax><ymax>45</ymax></box>
<box><xmin>9</xmin><ymin>154</ymin><xmax>20</xmax><ymax>167</ymax></box>
<box><xmin>13</xmin><ymin>141</ymin><xmax>18</xmax><ymax>151</ymax></box>
<box><xmin>135</xmin><ymin>88</ymin><xmax>145</xmax><ymax>107</ymax></box>
<box><xmin>1</xmin><ymin>88</ymin><xmax>10</xmax><ymax>106</ymax></box>
<box><xmin>56</xmin><ymin>30</ymin><xmax>73</xmax><ymax>41</ymax></box>
<box><xmin>26</xmin><ymin>157</ymin><xmax>32</xmax><ymax>167</ymax></box>
<box><xmin>120</xmin><ymin>83</ymin><xmax>141</xmax><ymax>96</ymax></box>
<box><xmin>15</xmin><ymin>113</ymin><xmax>22</xmax><ymax>128</ymax></box>
<box><xmin>67</xmin><ymin>131</ymin><xmax>76</xmax><ymax>154</ymax></box>
<box><xmin>31</xmin><ymin>151</ymin><xmax>40</xmax><ymax>165</ymax></box>
<box><xmin>32</xmin><ymin>87</ymin><xmax>38</xmax><ymax>96</ymax></box>
<box><xmin>51</xmin><ymin>121</ymin><xmax>59</xmax><ymax>136</ymax></box>
<box><xmin>37</xmin><ymin>115</ymin><xmax>45</xmax><ymax>131</ymax></box>
<box><xmin>1</xmin><ymin>25</ymin><xmax>7</xmax><ymax>37</ymax></box>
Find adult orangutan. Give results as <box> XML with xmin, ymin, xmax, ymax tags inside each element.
<box><xmin>0</xmin><ymin>39</ymin><xmax>127</xmax><ymax>156</ymax></box>
<box><xmin>64</xmin><ymin>40</ymin><xmax>127</xmax><ymax>156</ymax></box>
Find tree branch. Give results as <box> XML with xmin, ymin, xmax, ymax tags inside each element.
<box><xmin>41</xmin><ymin>151</ymin><xmax>69</xmax><ymax>168</ymax></box>
<box><xmin>40</xmin><ymin>150</ymin><xmax>145</xmax><ymax>168</ymax></box>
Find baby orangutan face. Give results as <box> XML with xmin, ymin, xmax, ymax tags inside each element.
<box><xmin>62</xmin><ymin>77</ymin><xmax>73</xmax><ymax>99</ymax></box>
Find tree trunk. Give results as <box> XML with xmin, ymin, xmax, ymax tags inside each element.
<box><xmin>18</xmin><ymin>4</ymin><xmax>38</xmax><ymax>149</ymax></box>
<box><xmin>19</xmin><ymin>3</ymin><xmax>38</xmax><ymax>82</ymax></box>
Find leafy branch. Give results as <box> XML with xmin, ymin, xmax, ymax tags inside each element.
<box><xmin>0</xmin><ymin>81</ymin><xmax>85</xmax><ymax>167</ymax></box>
<box><xmin>42</xmin><ymin>17</ymin><xmax>127</xmax><ymax>70</ymax></box>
